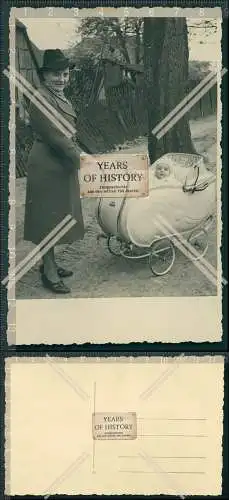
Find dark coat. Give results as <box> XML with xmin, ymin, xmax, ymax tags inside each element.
<box><xmin>24</xmin><ymin>84</ymin><xmax>84</xmax><ymax>245</ymax></box>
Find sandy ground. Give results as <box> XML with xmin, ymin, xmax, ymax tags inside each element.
<box><xmin>15</xmin><ymin>115</ymin><xmax>218</xmax><ymax>299</ymax></box>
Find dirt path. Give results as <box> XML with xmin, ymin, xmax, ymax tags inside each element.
<box><xmin>15</xmin><ymin>115</ymin><xmax>218</xmax><ymax>299</ymax></box>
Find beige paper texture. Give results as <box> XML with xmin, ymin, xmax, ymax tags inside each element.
<box><xmin>7</xmin><ymin>6</ymin><xmax>223</xmax><ymax>344</ymax></box>
<box><xmin>5</xmin><ymin>356</ymin><xmax>224</xmax><ymax>496</ymax></box>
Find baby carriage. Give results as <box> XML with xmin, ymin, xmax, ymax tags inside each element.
<box><xmin>96</xmin><ymin>153</ymin><xmax>216</xmax><ymax>276</ymax></box>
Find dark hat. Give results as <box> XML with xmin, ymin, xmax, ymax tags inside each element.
<box><xmin>40</xmin><ymin>49</ymin><xmax>75</xmax><ymax>72</ymax></box>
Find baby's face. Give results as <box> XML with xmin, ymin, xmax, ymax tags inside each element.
<box><xmin>155</xmin><ymin>163</ymin><xmax>171</xmax><ymax>179</ymax></box>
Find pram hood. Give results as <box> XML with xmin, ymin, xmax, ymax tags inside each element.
<box><xmin>151</xmin><ymin>153</ymin><xmax>215</xmax><ymax>189</ymax></box>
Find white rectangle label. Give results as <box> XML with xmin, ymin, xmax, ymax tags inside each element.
<box><xmin>80</xmin><ymin>154</ymin><xmax>149</xmax><ymax>198</ymax></box>
<box><xmin>92</xmin><ymin>412</ymin><xmax>137</xmax><ymax>440</ymax></box>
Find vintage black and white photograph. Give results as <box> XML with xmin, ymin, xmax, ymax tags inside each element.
<box><xmin>8</xmin><ymin>7</ymin><xmax>223</xmax><ymax>343</ymax></box>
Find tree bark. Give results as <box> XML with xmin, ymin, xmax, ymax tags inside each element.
<box><xmin>144</xmin><ymin>17</ymin><xmax>196</xmax><ymax>164</ymax></box>
<box><xmin>135</xmin><ymin>22</ymin><xmax>141</xmax><ymax>64</ymax></box>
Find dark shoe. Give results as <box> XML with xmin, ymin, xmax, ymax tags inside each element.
<box><xmin>40</xmin><ymin>264</ymin><xmax>73</xmax><ymax>278</ymax></box>
<box><xmin>41</xmin><ymin>273</ymin><xmax>71</xmax><ymax>294</ymax></box>
<box><xmin>56</xmin><ymin>266</ymin><xmax>73</xmax><ymax>278</ymax></box>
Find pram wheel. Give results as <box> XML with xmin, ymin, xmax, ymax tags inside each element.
<box><xmin>107</xmin><ymin>236</ymin><xmax>123</xmax><ymax>256</ymax></box>
<box><xmin>187</xmin><ymin>228</ymin><xmax>208</xmax><ymax>260</ymax></box>
<box><xmin>149</xmin><ymin>238</ymin><xmax>175</xmax><ymax>276</ymax></box>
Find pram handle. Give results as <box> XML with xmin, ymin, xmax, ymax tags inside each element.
<box><xmin>182</xmin><ymin>165</ymin><xmax>209</xmax><ymax>194</ymax></box>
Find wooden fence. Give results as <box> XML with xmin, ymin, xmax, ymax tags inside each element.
<box><xmin>16</xmin><ymin>82</ymin><xmax>217</xmax><ymax>178</ymax></box>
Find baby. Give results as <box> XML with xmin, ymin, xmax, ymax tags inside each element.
<box><xmin>155</xmin><ymin>162</ymin><xmax>172</xmax><ymax>181</ymax></box>
<box><xmin>150</xmin><ymin>160</ymin><xmax>181</xmax><ymax>187</ymax></box>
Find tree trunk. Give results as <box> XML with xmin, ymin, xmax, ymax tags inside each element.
<box><xmin>144</xmin><ymin>17</ymin><xmax>196</xmax><ymax>164</ymax></box>
<box><xmin>135</xmin><ymin>23</ymin><xmax>141</xmax><ymax>64</ymax></box>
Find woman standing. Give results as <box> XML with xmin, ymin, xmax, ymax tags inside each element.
<box><xmin>24</xmin><ymin>49</ymin><xmax>84</xmax><ymax>294</ymax></box>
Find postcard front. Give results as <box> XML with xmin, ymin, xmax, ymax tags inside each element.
<box><xmin>4</xmin><ymin>6</ymin><xmax>224</xmax><ymax>343</ymax></box>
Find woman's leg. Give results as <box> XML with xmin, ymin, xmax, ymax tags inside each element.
<box><xmin>42</xmin><ymin>247</ymin><xmax>59</xmax><ymax>282</ymax></box>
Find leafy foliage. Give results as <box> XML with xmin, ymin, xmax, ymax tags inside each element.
<box><xmin>71</xmin><ymin>17</ymin><xmax>144</xmax><ymax>64</ymax></box>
